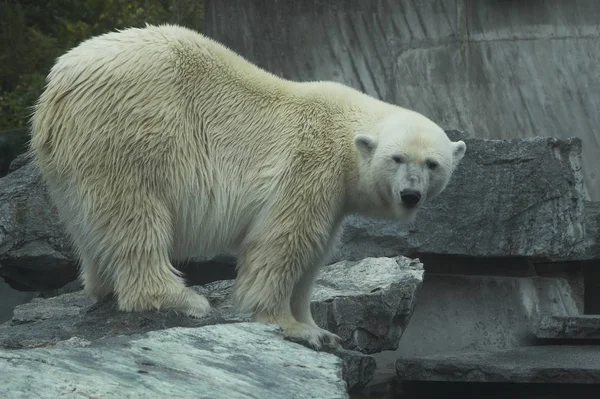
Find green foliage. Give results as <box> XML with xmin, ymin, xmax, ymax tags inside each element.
<box><xmin>0</xmin><ymin>0</ymin><xmax>204</xmax><ymax>130</ymax></box>
<box><xmin>0</xmin><ymin>73</ymin><xmax>46</xmax><ymax>129</ymax></box>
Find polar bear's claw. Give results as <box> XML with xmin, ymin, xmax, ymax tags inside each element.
<box><xmin>282</xmin><ymin>322</ymin><xmax>342</xmax><ymax>351</ymax></box>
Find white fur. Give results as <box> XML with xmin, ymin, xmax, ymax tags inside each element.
<box><xmin>29</xmin><ymin>24</ymin><xmax>466</xmax><ymax>350</ymax></box>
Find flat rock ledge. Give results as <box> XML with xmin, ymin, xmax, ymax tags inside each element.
<box><xmin>0</xmin><ymin>256</ymin><xmax>423</xmax><ymax>396</ymax></box>
<box><xmin>531</xmin><ymin>315</ymin><xmax>600</xmax><ymax>339</ymax></box>
<box><xmin>396</xmin><ymin>345</ymin><xmax>600</xmax><ymax>384</ymax></box>
<box><xmin>0</xmin><ymin>323</ymin><xmax>348</xmax><ymax>399</ymax></box>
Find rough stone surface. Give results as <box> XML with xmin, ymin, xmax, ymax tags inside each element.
<box><xmin>0</xmin><ymin>323</ymin><xmax>349</xmax><ymax>399</ymax></box>
<box><xmin>0</xmin><ymin>284</ymin><xmax>373</xmax><ymax>393</ymax></box>
<box><xmin>333</xmin><ymin>133</ymin><xmax>587</xmax><ymax>262</ymax></box>
<box><xmin>312</xmin><ymin>256</ymin><xmax>424</xmax><ymax>354</ymax></box>
<box><xmin>205</xmin><ymin>0</ymin><xmax>600</xmax><ymax>202</ymax></box>
<box><xmin>8</xmin><ymin>152</ymin><xmax>32</xmax><ymax>173</ymax></box>
<box><xmin>0</xmin><ymin>255</ymin><xmax>423</xmax><ymax>392</ymax></box>
<box><xmin>396</xmin><ymin>345</ymin><xmax>600</xmax><ymax>384</ymax></box>
<box><xmin>0</xmin><ymin>162</ymin><xmax>77</xmax><ymax>291</ymax></box>
<box><xmin>531</xmin><ymin>315</ymin><xmax>600</xmax><ymax>339</ymax></box>
<box><xmin>579</xmin><ymin>200</ymin><xmax>600</xmax><ymax>260</ymax></box>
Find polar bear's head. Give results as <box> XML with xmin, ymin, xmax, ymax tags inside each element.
<box><xmin>353</xmin><ymin>112</ymin><xmax>466</xmax><ymax>221</ymax></box>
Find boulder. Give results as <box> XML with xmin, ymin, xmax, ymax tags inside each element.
<box><xmin>0</xmin><ymin>323</ymin><xmax>350</xmax><ymax>399</ymax></box>
<box><xmin>579</xmin><ymin>200</ymin><xmax>600</xmax><ymax>260</ymax></box>
<box><xmin>531</xmin><ymin>315</ymin><xmax>600</xmax><ymax>340</ymax></box>
<box><xmin>0</xmin><ymin>284</ymin><xmax>373</xmax><ymax>394</ymax></box>
<box><xmin>0</xmin><ymin>256</ymin><xmax>423</xmax><ymax>393</ymax></box>
<box><xmin>0</xmin><ymin>162</ymin><xmax>76</xmax><ymax>291</ymax></box>
<box><xmin>312</xmin><ymin>256</ymin><xmax>424</xmax><ymax>353</ymax></box>
<box><xmin>8</xmin><ymin>152</ymin><xmax>32</xmax><ymax>173</ymax></box>
<box><xmin>333</xmin><ymin>132</ymin><xmax>588</xmax><ymax>263</ymax></box>
<box><xmin>395</xmin><ymin>345</ymin><xmax>600</xmax><ymax>384</ymax></box>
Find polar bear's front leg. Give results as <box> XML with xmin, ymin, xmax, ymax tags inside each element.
<box><xmin>234</xmin><ymin>219</ymin><xmax>342</xmax><ymax>350</ymax></box>
<box><xmin>291</xmin><ymin>225</ymin><xmax>343</xmax><ymax>327</ymax></box>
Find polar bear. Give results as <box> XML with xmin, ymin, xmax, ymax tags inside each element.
<box><xmin>29</xmin><ymin>24</ymin><xmax>466</xmax><ymax>349</ymax></box>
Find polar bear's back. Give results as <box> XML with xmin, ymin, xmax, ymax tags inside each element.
<box><xmin>31</xmin><ymin>24</ymin><xmax>285</xmax><ymax>156</ymax></box>
<box><xmin>31</xmin><ymin>24</ymin><xmax>297</xmax><ymax>188</ymax></box>
<box><xmin>29</xmin><ymin>25</ymin><xmax>305</xmax><ymax>258</ymax></box>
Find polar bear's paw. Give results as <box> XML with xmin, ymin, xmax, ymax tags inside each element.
<box><xmin>282</xmin><ymin>321</ymin><xmax>342</xmax><ymax>351</ymax></box>
<box><xmin>176</xmin><ymin>288</ymin><xmax>212</xmax><ymax>318</ymax></box>
<box><xmin>117</xmin><ymin>286</ymin><xmax>211</xmax><ymax>319</ymax></box>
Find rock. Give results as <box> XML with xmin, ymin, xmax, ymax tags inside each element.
<box><xmin>312</xmin><ymin>256</ymin><xmax>424</xmax><ymax>354</ymax></box>
<box><xmin>578</xmin><ymin>200</ymin><xmax>600</xmax><ymax>260</ymax></box>
<box><xmin>333</xmin><ymin>133</ymin><xmax>587</xmax><ymax>263</ymax></box>
<box><xmin>0</xmin><ymin>255</ymin><xmax>423</xmax><ymax>392</ymax></box>
<box><xmin>8</xmin><ymin>152</ymin><xmax>32</xmax><ymax>173</ymax></box>
<box><xmin>337</xmin><ymin>350</ymin><xmax>377</xmax><ymax>393</ymax></box>
<box><xmin>531</xmin><ymin>315</ymin><xmax>600</xmax><ymax>340</ymax></box>
<box><xmin>0</xmin><ymin>323</ymin><xmax>350</xmax><ymax>399</ymax></box>
<box><xmin>0</xmin><ymin>162</ymin><xmax>77</xmax><ymax>291</ymax></box>
<box><xmin>0</xmin><ymin>256</ymin><xmax>422</xmax><ymax>352</ymax></box>
<box><xmin>0</xmin><ymin>285</ymin><xmax>374</xmax><ymax>393</ymax></box>
<box><xmin>395</xmin><ymin>345</ymin><xmax>600</xmax><ymax>384</ymax></box>
<box><xmin>0</xmin><ymin>284</ymin><xmax>247</xmax><ymax>349</ymax></box>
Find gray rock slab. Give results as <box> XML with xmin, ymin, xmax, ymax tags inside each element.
<box><xmin>396</xmin><ymin>345</ymin><xmax>600</xmax><ymax>384</ymax></box>
<box><xmin>0</xmin><ymin>323</ymin><xmax>349</xmax><ymax>399</ymax></box>
<box><xmin>0</xmin><ymin>283</ymin><xmax>373</xmax><ymax>393</ymax></box>
<box><xmin>8</xmin><ymin>152</ymin><xmax>32</xmax><ymax>173</ymax></box>
<box><xmin>0</xmin><ymin>255</ymin><xmax>423</xmax><ymax>392</ymax></box>
<box><xmin>0</xmin><ymin>162</ymin><xmax>77</xmax><ymax>291</ymax></box>
<box><xmin>333</xmin><ymin>134</ymin><xmax>586</xmax><ymax>262</ymax></box>
<box><xmin>578</xmin><ymin>200</ymin><xmax>600</xmax><ymax>260</ymax></box>
<box><xmin>531</xmin><ymin>315</ymin><xmax>600</xmax><ymax>339</ymax></box>
<box><xmin>312</xmin><ymin>256</ymin><xmax>424</xmax><ymax>354</ymax></box>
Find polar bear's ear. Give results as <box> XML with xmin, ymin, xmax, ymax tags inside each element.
<box><xmin>452</xmin><ymin>140</ymin><xmax>467</xmax><ymax>165</ymax></box>
<box><xmin>354</xmin><ymin>134</ymin><xmax>377</xmax><ymax>158</ymax></box>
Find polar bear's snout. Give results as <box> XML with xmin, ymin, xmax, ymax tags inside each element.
<box><xmin>400</xmin><ymin>189</ymin><xmax>422</xmax><ymax>208</ymax></box>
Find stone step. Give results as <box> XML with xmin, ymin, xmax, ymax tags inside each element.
<box><xmin>531</xmin><ymin>315</ymin><xmax>600</xmax><ymax>339</ymax></box>
<box><xmin>396</xmin><ymin>345</ymin><xmax>600</xmax><ymax>384</ymax></box>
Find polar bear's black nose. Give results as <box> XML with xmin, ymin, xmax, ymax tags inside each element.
<box><xmin>400</xmin><ymin>189</ymin><xmax>422</xmax><ymax>208</ymax></box>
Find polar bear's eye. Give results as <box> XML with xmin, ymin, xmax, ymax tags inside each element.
<box><xmin>426</xmin><ymin>160</ymin><xmax>439</xmax><ymax>170</ymax></box>
<box><xmin>392</xmin><ymin>155</ymin><xmax>404</xmax><ymax>164</ymax></box>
